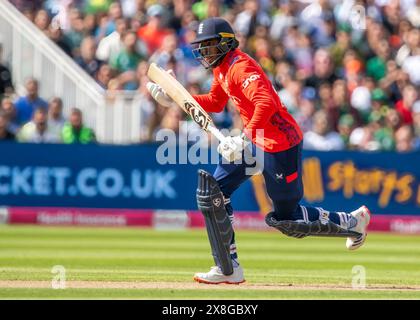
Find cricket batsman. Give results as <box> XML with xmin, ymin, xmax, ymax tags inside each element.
<box><xmin>147</xmin><ymin>18</ymin><xmax>371</xmax><ymax>284</ymax></box>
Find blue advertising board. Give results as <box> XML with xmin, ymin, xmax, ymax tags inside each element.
<box><xmin>0</xmin><ymin>142</ymin><xmax>419</xmax><ymax>215</ymax></box>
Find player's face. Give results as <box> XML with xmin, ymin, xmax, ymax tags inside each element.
<box><xmin>199</xmin><ymin>39</ymin><xmax>220</xmax><ymax>65</ymax></box>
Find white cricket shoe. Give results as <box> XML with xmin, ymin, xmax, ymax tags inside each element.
<box><xmin>346</xmin><ymin>205</ymin><xmax>371</xmax><ymax>250</ymax></box>
<box><xmin>193</xmin><ymin>265</ymin><xmax>245</xmax><ymax>285</ymax></box>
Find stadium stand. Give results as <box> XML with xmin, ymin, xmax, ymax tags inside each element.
<box><xmin>0</xmin><ymin>0</ymin><xmax>419</xmax><ymax>151</ymax></box>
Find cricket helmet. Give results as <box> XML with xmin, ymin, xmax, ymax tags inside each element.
<box><xmin>191</xmin><ymin>18</ymin><xmax>239</xmax><ymax>69</ymax></box>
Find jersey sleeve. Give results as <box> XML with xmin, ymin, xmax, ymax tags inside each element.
<box><xmin>230</xmin><ymin>61</ymin><xmax>277</xmax><ymax>137</ymax></box>
<box><xmin>192</xmin><ymin>78</ymin><xmax>228</xmax><ymax>113</ymax></box>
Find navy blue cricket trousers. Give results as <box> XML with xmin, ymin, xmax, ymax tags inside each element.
<box><xmin>214</xmin><ymin>141</ymin><xmax>304</xmax><ymax>221</ymax></box>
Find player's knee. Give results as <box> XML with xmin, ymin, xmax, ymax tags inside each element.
<box><xmin>272</xmin><ymin>199</ymin><xmax>301</xmax><ymax>220</ymax></box>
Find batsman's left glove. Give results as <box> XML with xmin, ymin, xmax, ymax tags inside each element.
<box><xmin>217</xmin><ymin>133</ymin><xmax>249</xmax><ymax>163</ymax></box>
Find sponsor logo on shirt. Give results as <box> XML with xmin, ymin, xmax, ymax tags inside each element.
<box><xmin>242</xmin><ymin>74</ymin><xmax>261</xmax><ymax>89</ymax></box>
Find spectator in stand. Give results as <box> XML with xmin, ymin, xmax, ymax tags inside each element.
<box><xmin>412</xmin><ymin>101</ymin><xmax>420</xmax><ymax>149</ymax></box>
<box><xmin>277</xmin><ymin>79</ymin><xmax>302</xmax><ymax>116</ymax></box>
<box><xmin>366</xmin><ymin>39</ymin><xmax>391</xmax><ymax>82</ymax></box>
<box><xmin>192</xmin><ymin>0</ymin><xmax>227</xmax><ymax>21</ymax></box>
<box><xmin>64</xmin><ymin>7</ymin><xmax>85</xmax><ymax>56</ymax></box>
<box><xmin>395</xmin><ymin>125</ymin><xmax>416</xmax><ymax>152</ymax></box>
<box><xmin>370</xmin><ymin>108</ymin><xmax>396</xmax><ymax>151</ymax></box>
<box><xmin>305</xmin><ymin>48</ymin><xmax>337</xmax><ymax>92</ymax></box>
<box><xmin>327</xmin><ymin>79</ymin><xmax>362</xmax><ymax>132</ymax></box>
<box><xmin>395</xmin><ymin>27</ymin><xmax>419</xmax><ymax>66</ymax></box>
<box><xmin>44</xmin><ymin>0</ymin><xmax>75</xmax><ymax>31</ymax></box>
<box><xmin>47</xmin><ymin>97</ymin><xmax>65</xmax><ymax>139</ymax></box>
<box><xmin>107</xmin><ymin>1</ymin><xmax>123</xmax><ymax>31</ymax></box>
<box><xmin>150</xmin><ymin>33</ymin><xmax>181</xmax><ymax>68</ymax></box>
<box><xmin>111</xmin><ymin>30</ymin><xmax>145</xmax><ymax>73</ymax></box>
<box><xmin>294</xmin><ymin>98</ymin><xmax>315</xmax><ymax>135</ymax></box>
<box><xmin>135</xmin><ymin>60</ymin><xmax>151</xmax><ymax>92</ymax></box>
<box><xmin>269</xmin><ymin>1</ymin><xmax>297</xmax><ymax>41</ymax></box>
<box><xmin>0</xmin><ymin>43</ymin><xmax>14</xmax><ymax>98</ymax></box>
<box><xmin>0</xmin><ymin>98</ymin><xmax>19</xmax><ymax>134</ymax></box>
<box><xmin>9</xmin><ymin>0</ymin><xmax>43</xmax><ymax>12</ymax></box>
<box><xmin>137</xmin><ymin>4</ymin><xmax>172</xmax><ymax>55</ymax></box>
<box><xmin>303</xmin><ymin>110</ymin><xmax>345</xmax><ymax>151</ymax></box>
<box><xmin>75</xmin><ymin>36</ymin><xmax>102</xmax><ymax>77</ymax></box>
<box><xmin>83</xmin><ymin>13</ymin><xmax>98</xmax><ymax>37</ymax></box>
<box><xmin>110</xmin><ymin>30</ymin><xmax>146</xmax><ymax>89</ymax></box>
<box><xmin>17</xmin><ymin>107</ymin><xmax>61</xmax><ymax>143</ymax></box>
<box><xmin>62</xmin><ymin>108</ymin><xmax>96</xmax><ymax>144</ymax></box>
<box><xmin>96</xmin><ymin>63</ymin><xmax>113</xmax><ymax>89</ymax></box>
<box><xmin>0</xmin><ymin>112</ymin><xmax>15</xmax><ymax>141</ymax></box>
<box><xmin>84</xmin><ymin>0</ymin><xmax>113</xmax><ymax>15</ymax></box>
<box><xmin>349</xmin><ymin>125</ymin><xmax>377</xmax><ymax>151</ymax></box>
<box><xmin>337</xmin><ymin>114</ymin><xmax>356</xmax><ymax>148</ymax></box>
<box><xmin>398</xmin><ymin>27</ymin><xmax>420</xmax><ymax>86</ymax></box>
<box><xmin>350</xmin><ymin>85</ymin><xmax>371</xmax><ymax>123</ymax></box>
<box><xmin>233</xmin><ymin>0</ymin><xmax>271</xmax><ymax>38</ymax></box>
<box><xmin>47</xmin><ymin>22</ymin><xmax>73</xmax><ymax>57</ymax></box>
<box><xmin>329</xmin><ymin>24</ymin><xmax>352</xmax><ymax>69</ymax></box>
<box><xmin>96</xmin><ymin>17</ymin><xmax>128</xmax><ymax>63</ymax></box>
<box><xmin>96</xmin><ymin>1</ymin><xmax>123</xmax><ymax>39</ymax></box>
<box><xmin>112</xmin><ymin>59</ymin><xmax>152</xmax><ymax>93</ymax></box>
<box><xmin>6</xmin><ymin>0</ymin><xmax>420</xmax><ymax>147</ymax></box>
<box><xmin>14</xmin><ymin>78</ymin><xmax>48</xmax><ymax>126</ymax></box>
<box><xmin>178</xmin><ymin>19</ymin><xmax>202</xmax><ymax>64</ymax></box>
<box><xmin>33</xmin><ymin>9</ymin><xmax>50</xmax><ymax>35</ymax></box>
<box><xmin>292</xmin><ymin>28</ymin><xmax>313</xmax><ymax>80</ymax></box>
<box><xmin>395</xmin><ymin>84</ymin><xmax>418</xmax><ymax>125</ymax></box>
<box><xmin>343</xmin><ymin>49</ymin><xmax>364</xmax><ymax>93</ymax></box>
<box><xmin>371</xmin><ymin>88</ymin><xmax>390</xmax><ymax>114</ymax></box>
<box><xmin>149</xmin><ymin>33</ymin><xmax>187</xmax><ymax>83</ymax></box>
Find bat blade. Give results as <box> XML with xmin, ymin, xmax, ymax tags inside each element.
<box><xmin>147</xmin><ymin>63</ymin><xmax>214</xmax><ymax>132</ymax></box>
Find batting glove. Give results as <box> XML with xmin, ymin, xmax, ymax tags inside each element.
<box><xmin>146</xmin><ymin>82</ymin><xmax>173</xmax><ymax>108</ymax></box>
<box><xmin>217</xmin><ymin>135</ymin><xmax>247</xmax><ymax>163</ymax></box>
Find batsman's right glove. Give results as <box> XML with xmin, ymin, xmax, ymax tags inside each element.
<box><xmin>146</xmin><ymin>82</ymin><xmax>173</xmax><ymax>108</ymax></box>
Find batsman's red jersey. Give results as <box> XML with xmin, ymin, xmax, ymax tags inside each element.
<box><xmin>193</xmin><ymin>49</ymin><xmax>302</xmax><ymax>152</ymax></box>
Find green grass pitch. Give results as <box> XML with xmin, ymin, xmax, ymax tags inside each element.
<box><xmin>1</xmin><ymin>225</ymin><xmax>420</xmax><ymax>299</ymax></box>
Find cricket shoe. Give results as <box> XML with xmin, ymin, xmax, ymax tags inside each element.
<box><xmin>346</xmin><ymin>205</ymin><xmax>371</xmax><ymax>250</ymax></box>
<box><xmin>193</xmin><ymin>265</ymin><xmax>245</xmax><ymax>285</ymax></box>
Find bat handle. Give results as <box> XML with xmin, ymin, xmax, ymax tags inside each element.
<box><xmin>207</xmin><ymin>124</ymin><xmax>226</xmax><ymax>142</ymax></box>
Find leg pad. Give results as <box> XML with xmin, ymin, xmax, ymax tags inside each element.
<box><xmin>265</xmin><ymin>212</ymin><xmax>362</xmax><ymax>238</ymax></box>
<box><xmin>197</xmin><ymin>170</ymin><xmax>234</xmax><ymax>275</ymax></box>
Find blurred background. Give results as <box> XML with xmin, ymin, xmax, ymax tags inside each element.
<box><xmin>0</xmin><ymin>0</ymin><xmax>419</xmax><ymax>233</ymax></box>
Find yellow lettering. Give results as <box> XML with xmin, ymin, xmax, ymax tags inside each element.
<box><xmin>303</xmin><ymin>158</ymin><xmax>324</xmax><ymax>202</ymax></box>
<box><xmin>313</xmin><ymin>158</ymin><xmax>324</xmax><ymax>201</ymax></box>
<box><xmin>354</xmin><ymin>171</ymin><xmax>370</xmax><ymax>195</ymax></box>
<box><xmin>369</xmin><ymin>170</ymin><xmax>385</xmax><ymax>193</ymax></box>
<box><xmin>327</xmin><ymin>162</ymin><xmax>344</xmax><ymax>191</ymax></box>
<box><xmin>343</xmin><ymin>161</ymin><xmax>356</xmax><ymax>198</ymax></box>
<box><xmin>395</xmin><ymin>174</ymin><xmax>414</xmax><ymax>203</ymax></box>
<box><xmin>417</xmin><ymin>184</ymin><xmax>420</xmax><ymax>206</ymax></box>
<box><xmin>378</xmin><ymin>172</ymin><xmax>397</xmax><ymax>207</ymax></box>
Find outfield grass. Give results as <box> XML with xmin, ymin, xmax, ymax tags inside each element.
<box><xmin>0</xmin><ymin>225</ymin><xmax>420</xmax><ymax>299</ymax></box>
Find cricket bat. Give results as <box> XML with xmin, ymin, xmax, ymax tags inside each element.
<box><xmin>147</xmin><ymin>63</ymin><xmax>226</xmax><ymax>142</ymax></box>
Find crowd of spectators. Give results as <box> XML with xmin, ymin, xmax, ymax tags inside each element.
<box><xmin>1</xmin><ymin>0</ymin><xmax>419</xmax><ymax>152</ymax></box>
<box><xmin>0</xmin><ymin>76</ymin><xmax>96</xmax><ymax>144</ymax></box>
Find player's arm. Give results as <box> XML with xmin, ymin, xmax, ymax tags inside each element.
<box><xmin>192</xmin><ymin>78</ymin><xmax>228</xmax><ymax>113</ymax></box>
